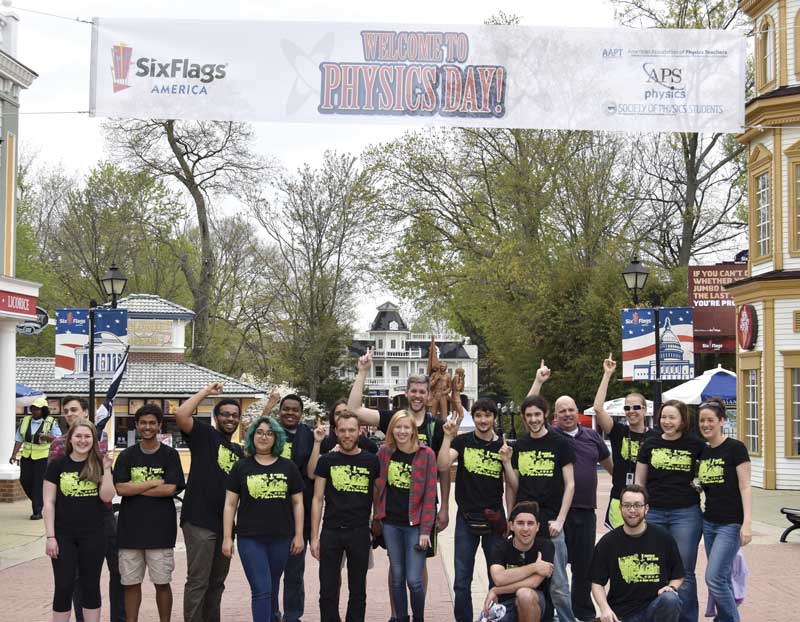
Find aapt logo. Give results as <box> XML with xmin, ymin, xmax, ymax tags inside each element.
<box><xmin>111</xmin><ymin>43</ymin><xmax>134</xmax><ymax>93</ymax></box>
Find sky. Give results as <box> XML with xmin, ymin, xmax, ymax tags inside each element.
<box><xmin>7</xmin><ymin>0</ymin><xmax>620</xmax><ymax>329</ymax></box>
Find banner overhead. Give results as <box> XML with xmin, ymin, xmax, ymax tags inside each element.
<box><xmin>621</xmin><ymin>307</ymin><xmax>695</xmax><ymax>382</ymax></box>
<box><xmin>89</xmin><ymin>19</ymin><xmax>745</xmax><ymax>133</ymax></box>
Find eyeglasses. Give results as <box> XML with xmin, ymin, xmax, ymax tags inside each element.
<box><xmin>254</xmin><ymin>430</ymin><xmax>275</xmax><ymax>438</ymax></box>
<box><xmin>623</xmin><ymin>405</ymin><xmax>643</xmax><ymax>412</ymax></box>
<box><xmin>620</xmin><ymin>503</ymin><xmax>646</xmax><ymax>510</ymax></box>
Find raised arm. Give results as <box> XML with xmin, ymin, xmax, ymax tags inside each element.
<box><xmin>347</xmin><ymin>347</ymin><xmax>380</xmax><ymax>427</ymax></box>
<box><xmin>527</xmin><ymin>359</ymin><xmax>551</xmax><ymax>397</ymax></box>
<box><xmin>176</xmin><ymin>383</ymin><xmax>224</xmax><ymax>434</ymax></box>
<box><xmin>261</xmin><ymin>386</ymin><xmax>282</xmax><ymax>418</ymax></box>
<box><xmin>307</xmin><ymin>424</ymin><xmax>328</xmax><ymax>479</ymax></box>
<box><xmin>436</xmin><ymin>414</ymin><xmax>459</xmax><ymax>472</ymax></box>
<box><xmin>594</xmin><ymin>353</ymin><xmax>616</xmax><ymax>435</ymax></box>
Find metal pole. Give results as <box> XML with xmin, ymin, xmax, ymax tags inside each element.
<box><xmin>653</xmin><ymin>302</ymin><xmax>662</xmax><ymax>416</ymax></box>
<box><xmin>88</xmin><ymin>299</ymin><xmax>96</xmax><ymax>422</ymax></box>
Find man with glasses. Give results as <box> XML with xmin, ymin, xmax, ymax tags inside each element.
<box><xmin>176</xmin><ymin>384</ymin><xmax>243</xmax><ymax>622</ymax></box>
<box><xmin>593</xmin><ymin>354</ymin><xmax>656</xmax><ymax>529</ymax></box>
<box><xmin>589</xmin><ymin>485</ymin><xmax>684</xmax><ymax>622</ymax></box>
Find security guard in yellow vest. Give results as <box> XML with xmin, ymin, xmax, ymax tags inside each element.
<box><xmin>9</xmin><ymin>396</ymin><xmax>61</xmax><ymax>519</ymax></box>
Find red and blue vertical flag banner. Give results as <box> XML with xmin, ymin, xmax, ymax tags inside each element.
<box><xmin>621</xmin><ymin>307</ymin><xmax>695</xmax><ymax>382</ymax></box>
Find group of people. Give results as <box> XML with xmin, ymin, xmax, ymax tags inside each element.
<box><xmin>16</xmin><ymin>347</ymin><xmax>752</xmax><ymax>622</ymax></box>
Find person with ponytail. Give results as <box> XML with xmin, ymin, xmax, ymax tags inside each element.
<box><xmin>43</xmin><ymin>420</ymin><xmax>115</xmax><ymax>622</ymax></box>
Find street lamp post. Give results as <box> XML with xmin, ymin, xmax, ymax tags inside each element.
<box><xmin>89</xmin><ymin>265</ymin><xmax>128</xmax><ymax>418</ymax></box>
<box><xmin>621</xmin><ymin>257</ymin><xmax>662</xmax><ymax>414</ymax></box>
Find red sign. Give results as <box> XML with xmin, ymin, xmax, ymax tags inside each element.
<box><xmin>688</xmin><ymin>264</ymin><xmax>747</xmax><ymax>353</ymax></box>
<box><xmin>0</xmin><ymin>290</ymin><xmax>37</xmax><ymax>317</ymax></box>
<box><xmin>737</xmin><ymin>304</ymin><xmax>758</xmax><ymax>350</ymax></box>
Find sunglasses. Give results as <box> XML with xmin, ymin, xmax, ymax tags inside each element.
<box><xmin>623</xmin><ymin>405</ymin><xmax>643</xmax><ymax>412</ymax></box>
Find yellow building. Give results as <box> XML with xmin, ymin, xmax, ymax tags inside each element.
<box><xmin>731</xmin><ymin>0</ymin><xmax>800</xmax><ymax>489</ymax></box>
<box><xmin>15</xmin><ymin>294</ymin><xmax>265</xmax><ymax>473</ymax></box>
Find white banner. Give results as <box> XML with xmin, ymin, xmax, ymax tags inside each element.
<box><xmin>90</xmin><ymin>19</ymin><xmax>745</xmax><ymax>133</ymax></box>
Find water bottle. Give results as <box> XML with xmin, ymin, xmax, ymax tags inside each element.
<box><xmin>480</xmin><ymin>601</ymin><xmax>507</xmax><ymax>622</ymax></box>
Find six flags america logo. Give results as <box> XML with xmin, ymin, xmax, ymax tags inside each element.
<box><xmin>111</xmin><ymin>43</ymin><xmax>133</xmax><ymax>93</ymax></box>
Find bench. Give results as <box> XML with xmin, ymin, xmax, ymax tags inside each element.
<box><xmin>780</xmin><ymin>507</ymin><xmax>800</xmax><ymax>542</ymax></box>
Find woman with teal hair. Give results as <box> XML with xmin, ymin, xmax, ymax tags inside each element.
<box><xmin>222</xmin><ymin>416</ymin><xmax>304</xmax><ymax>621</ymax></box>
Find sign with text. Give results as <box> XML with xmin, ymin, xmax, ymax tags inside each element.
<box><xmin>688</xmin><ymin>264</ymin><xmax>747</xmax><ymax>353</ymax></box>
<box><xmin>129</xmin><ymin>318</ymin><xmax>173</xmax><ymax>347</ymax></box>
<box><xmin>0</xmin><ymin>290</ymin><xmax>36</xmax><ymax>317</ymax></box>
<box><xmin>621</xmin><ymin>307</ymin><xmax>694</xmax><ymax>381</ymax></box>
<box><xmin>90</xmin><ymin>19</ymin><xmax>745</xmax><ymax>133</ymax></box>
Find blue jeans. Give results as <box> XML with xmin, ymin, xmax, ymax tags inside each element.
<box><xmin>383</xmin><ymin>523</ymin><xmax>426</xmax><ymax>622</ymax></box>
<box><xmin>453</xmin><ymin>513</ymin><xmax>503</xmax><ymax>622</ymax></box>
<box><xmin>646</xmin><ymin>506</ymin><xmax>702</xmax><ymax>622</ymax></box>
<box><xmin>550</xmin><ymin>531</ymin><xmax>575</xmax><ymax>622</ymax></box>
<box><xmin>237</xmin><ymin>536</ymin><xmax>291</xmax><ymax>622</ymax></box>
<box><xmin>625</xmin><ymin>591</ymin><xmax>681</xmax><ymax>622</ymax></box>
<box><xmin>703</xmin><ymin>520</ymin><xmax>741</xmax><ymax>622</ymax></box>
<box><xmin>282</xmin><ymin>536</ymin><xmax>308</xmax><ymax>622</ymax></box>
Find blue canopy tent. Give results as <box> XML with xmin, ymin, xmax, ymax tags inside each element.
<box><xmin>662</xmin><ymin>365</ymin><xmax>737</xmax><ymax>405</ymax></box>
<box><xmin>16</xmin><ymin>383</ymin><xmax>44</xmax><ymax>408</ymax></box>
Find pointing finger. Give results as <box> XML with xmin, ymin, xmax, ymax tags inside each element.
<box><xmin>540</xmin><ymin>359</ymin><xmax>545</xmax><ymax>367</ymax></box>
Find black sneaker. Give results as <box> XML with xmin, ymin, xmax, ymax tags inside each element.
<box><xmin>30</xmin><ymin>513</ymin><xmax>42</xmax><ymax>520</ymax></box>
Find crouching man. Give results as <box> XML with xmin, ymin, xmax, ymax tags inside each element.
<box><xmin>589</xmin><ymin>485</ymin><xmax>684</xmax><ymax>622</ymax></box>
<box><xmin>484</xmin><ymin>501</ymin><xmax>555</xmax><ymax>622</ymax></box>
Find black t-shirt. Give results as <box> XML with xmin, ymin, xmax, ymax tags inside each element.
<box><xmin>512</xmin><ymin>432</ymin><xmax>575</xmax><ymax>536</ymax></box>
<box><xmin>699</xmin><ymin>438</ymin><xmax>750</xmax><ymax>524</ymax></box>
<box><xmin>225</xmin><ymin>456</ymin><xmax>304</xmax><ymax>538</ymax></box>
<box><xmin>180</xmin><ymin>419</ymin><xmax>244</xmax><ymax>533</ymax></box>
<box><xmin>320</xmin><ymin>434</ymin><xmax>379</xmax><ymax>455</ymax></box>
<box><xmin>379</xmin><ymin>410</ymin><xmax>444</xmax><ymax>455</ymax></box>
<box><xmin>489</xmin><ymin>537</ymin><xmax>555</xmax><ymax>619</ymax></box>
<box><xmin>314</xmin><ymin>450</ymin><xmax>379</xmax><ymax>528</ymax></box>
<box><xmin>451</xmin><ymin>432</ymin><xmax>504</xmax><ymax>513</ymax></box>
<box><xmin>113</xmin><ymin>443</ymin><xmax>186</xmax><ymax>549</ymax></box>
<box><xmin>44</xmin><ymin>455</ymin><xmax>105</xmax><ymax>534</ymax></box>
<box><xmin>385</xmin><ymin>449</ymin><xmax>415</xmax><ymax>526</ymax></box>
<box><xmin>608</xmin><ymin>422</ymin><xmax>656</xmax><ymax>498</ymax></box>
<box><xmin>637</xmin><ymin>434</ymin><xmax>704</xmax><ymax>509</ymax></box>
<box><xmin>589</xmin><ymin>524</ymin><xmax>684</xmax><ymax>620</ymax></box>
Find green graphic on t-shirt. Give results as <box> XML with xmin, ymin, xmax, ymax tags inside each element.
<box><xmin>517</xmin><ymin>450</ymin><xmax>555</xmax><ymax>477</ymax></box>
<box><xmin>281</xmin><ymin>442</ymin><xmax>293</xmax><ymax>459</ymax></box>
<box><xmin>621</xmin><ymin>437</ymin><xmax>641</xmax><ymax>462</ymax></box>
<box><xmin>417</xmin><ymin>433</ymin><xmax>428</xmax><ymax>446</ymax></box>
<box><xmin>130</xmin><ymin>466</ymin><xmax>165</xmax><ymax>483</ymax></box>
<box><xmin>217</xmin><ymin>445</ymin><xmax>239</xmax><ymax>474</ymax></box>
<box><xmin>388</xmin><ymin>460</ymin><xmax>412</xmax><ymax>489</ymax></box>
<box><xmin>650</xmin><ymin>447</ymin><xmax>692</xmax><ymax>472</ymax></box>
<box><xmin>59</xmin><ymin>471</ymin><xmax>98</xmax><ymax>497</ymax></box>
<box><xmin>463</xmin><ymin>447</ymin><xmax>502</xmax><ymax>478</ymax></box>
<box><xmin>618</xmin><ymin>553</ymin><xmax>661</xmax><ymax>584</ymax></box>
<box><xmin>247</xmin><ymin>472</ymin><xmax>288</xmax><ymax>499</ymax></box>
<box><xmin>330</xmin><ymin>464</ymin><xmax>371</xmax><ymax>494</ymax></box>
<box><xmin>698</xmin><ymin>458</ymin><xmax>725</xmax><ymax>484</ymax></box>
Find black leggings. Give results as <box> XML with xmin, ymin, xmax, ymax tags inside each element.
<box><xmin>52</xmin><ymin>530</ymin><xmax>106</xmax><ymax>612</ymax></box>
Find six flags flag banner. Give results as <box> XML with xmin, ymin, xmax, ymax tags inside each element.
<box><xmin>621</xmin><ymin>307</ymin><xmax>695</xmax><ymax>382</ymax></box>
<box><xmin>55</xmin><ymin>308</ymin><xmax>129</xmax><ymax>379</ymax></box>
<box><xmin>89</xmin><ymin>19</ymin><xmax>745</xmax><ymax>133</ymax></box>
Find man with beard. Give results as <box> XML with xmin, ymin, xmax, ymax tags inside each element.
<box><xmin>309</xmin><ymin>409</ymin><xmax>380</xmax><ymax>622</ymax></box>
<box><xmin>114</xmin><ymin>403</ymin><xmax>185</xmax><ymax>622</ymax></box>
<box><xmin>273</xmin><ymin>393</ymin><xmax>315</xmax><ymax>622</ymax></box>
<box><xmin>529</xmin><ymin>361</ymin><xmax>612</xmax><ymax>622</ymax></box>
<box><xmin>485</xmin><ymin>501</ymin><xmax>555</xmax><ymax>622</ymax></box>
<box><xmin>176</xmin><ymin>384</ymin><xmax>243</xmax><ymax>622</ymax></box>
<box><xmin>437</xmin><ymin>398</ymin><xmax>514</xmax><ymax>622</ymax></box>
<box><xmin>347</xmin><ymin>346</ymin><xmax>451</xmax><ymax>622</ymax></box>
<box><xmin>506</xmin><ymin>394</ymin><xmax>575</xmax><ymax>622</ymax></box>
<box><xmin>590</xmin><ymin>485</ymin><xmax>683</xmax><ymax>622</ymax></box>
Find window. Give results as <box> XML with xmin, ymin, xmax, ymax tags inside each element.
<box><xmin>375</xmin><ymin>365</ymin><xmax>383</xmax><ymax>378</ymax></box>
<box><xmin>377</xmin><ymin>339</ymin><xmax>383</xmax><ymax>350</ymax></box>
<box><xmin>759</xmin><ymin>17</ymin><xmax>776</xmax><ymax>89</ymax></box>
<box><xmin>744</xmin><ymin>369</ymin><xmax>760</xmax><ymax>454</ymax></box>
<box><xmin>792</xmin><ymin>369</ymin><xmax>800</xmax><ymax>456</ymax></box>
<box><xmin>756</xmin><ymin>172</ymin><xmax>771</xmax><ymax>257</ymax></box>
<box><xmin>390</xmin><ymin>339</ymin><xmax>397</xmax><ymax>349</ymax></box>
<box><xmin>391</xmin><ymin>366</ymin><xmax>400</xmax><ymax>377</ymax></box>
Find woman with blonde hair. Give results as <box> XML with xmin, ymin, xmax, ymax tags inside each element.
<box><xmin>373</xmin><ymin>411</ymin><xmax>438</xmax><ymax>622</ymax></box>
<box><xmin>43</xmin><ymin>420</ymin><xmax>115</xmax><ymax>622</ymax></box>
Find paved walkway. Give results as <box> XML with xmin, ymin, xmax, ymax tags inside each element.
<box><xmin>1</xmin><ymin>472</ymin><xmax>798</xmax><ymax>621</ymax></box>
